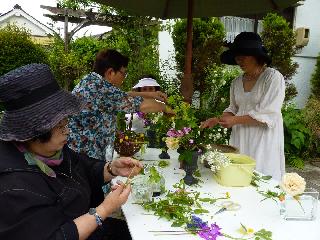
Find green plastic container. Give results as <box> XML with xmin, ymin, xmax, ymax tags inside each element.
<box><xmin>213</xmin><ymin>153</ymin><xmax>256</xmax><ymax>187</ymax></box>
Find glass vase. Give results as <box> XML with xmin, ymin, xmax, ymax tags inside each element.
<box><xmin>280</xmin><ymin>188</ymin><xmax>319</xmax><ymax>221</ymax></box>
<box><xmin>131</xmin><ymin>175</ymin><xmax>153</xmax><ymax>203</ymax></box>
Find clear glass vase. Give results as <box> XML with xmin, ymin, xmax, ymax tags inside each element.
<box><xmin>131</xmin><ymin>175</ymin><xmax>153</xmax><ymax>203</ymax></box>
<box><xmin>280</xmin><ymin>188</ymin><xmax>319</xmax><ymax>221</ymax></box>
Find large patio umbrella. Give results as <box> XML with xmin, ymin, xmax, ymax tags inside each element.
<box><xmin>93</xmin><ymin>0</ymin><xmax>302</xmax><ymax>102</ymax></box>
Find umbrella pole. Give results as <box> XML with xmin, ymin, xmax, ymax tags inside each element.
<box><xmin>181</xmin><ymin>0</ymin><xmax>194</xmax><ymax>103</ymax></box>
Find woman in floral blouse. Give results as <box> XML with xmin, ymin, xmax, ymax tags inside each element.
<box><xmin>68</xmin><ymin>49</ymin><xmax>173</xmax><ymax>161</ymax></box>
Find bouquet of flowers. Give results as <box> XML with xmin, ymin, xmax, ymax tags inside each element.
<box><xmin>115</xmin><ymin>111</ymin><xmax>148</xmax><ymax>156</ymax></box>
<box><xmin>163</xmin><ymin>94</ymin><xmax>203</xmax><ymax>164</ymax></box>
<box><xmin>114</xmin><ymin>130</ymin><xmax>146</xmax><ymax>156</ymax></box>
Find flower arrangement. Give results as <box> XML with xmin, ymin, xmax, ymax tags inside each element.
<box><xmin>163</xmin><ymin>94</ymin><xmax>203</xmax><ymax>164</ymax></box>
<box><xmin>199</xmin><ymin>150</ymin><xmax>231</xmax><ymax>173</ymax></box>
<box><xmin>114</xmin><ymin>130</ymin><xmax>146</xmax><ymax>156</ymax></box>
<box><xmin>252</xmin><ymin>172</ymin><xmax>317</xmax><ymax>220</ymax></box>
<box><xmin>253</xmin><ymin>172</ymin><xmax>306</xmax><ymax>203</ymax></box>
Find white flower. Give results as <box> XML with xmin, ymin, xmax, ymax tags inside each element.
<box><xmin>280</xmin><ymin>173</ymin><xmax>306</xmax><ymax>196</ymax></box>
<box><xmin>200</xmin><ymin>150</ymin><xmax>231</xmax><ymax>173</ymax></box>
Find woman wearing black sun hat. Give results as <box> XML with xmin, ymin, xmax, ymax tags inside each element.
<box><xmin>201</xmin><ymin>32</ymin><xmax>285</xmax><ymax>181</ymax></box>
<box><xmin>0</xmin><ymin>63</ymin><xmax>142</xmax><ymax>240</ymax></box>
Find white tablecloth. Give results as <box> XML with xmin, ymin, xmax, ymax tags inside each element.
<box><xmin>118</xmin><ymin>148</ymin><xmax>320</xmax><ymax>240</ymax></box>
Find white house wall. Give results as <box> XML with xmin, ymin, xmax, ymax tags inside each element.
<box><xmin>0</xmin><ymin>15</ymin><xmax>47</xmax><ymax>36</ymax></box>
<box><xmin>292</xmin><ymin>0</ymin><xmax>320</xmax><ymax>108</ymax></box>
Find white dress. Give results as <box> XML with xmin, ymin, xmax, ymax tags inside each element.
<box><xmin>125</xmin><ymin>113</ymin><xmax>146</xmax><ymax>134</ymax></box>
<box><xmin>224</xmin><ymin>67</ymin><xmax>285</xmax><ymax>181</ymax></box>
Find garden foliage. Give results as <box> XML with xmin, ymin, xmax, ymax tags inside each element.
<box><xmin>172</xmin><ymin>18</ymin><xmax>225</xmax><ymax>98</ymax></box>
<box><xmin>310</xmin><ymin>53</ymin><xmax>320</xmax><ymax>98</ymax></box>
<box><xmin>261</xmin><ymin>13</ymin><xmax>298</xmax><ymax>102</ymax></box>
<box><xmin>282</xmin><ymin>104</ymin><xmax>312</xmax><ymax>168</ymax></box>
<box><xmin>0</xmin><ymin>24</ymin><xmax>48</xmax><ymax>76</ymax></box>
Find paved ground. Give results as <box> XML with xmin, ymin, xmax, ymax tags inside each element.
<box><xmin>286</xmin><ymin>159</ymin><xmax>320</xmax><ymax>192</ymax></box>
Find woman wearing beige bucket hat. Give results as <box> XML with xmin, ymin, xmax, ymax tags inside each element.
<box><xmin>0</xmin><ymin>64</ymin><xmax>142</xmax><ymax>240</ymax></box>
<box><xmin>126</xmin><ymin>75</ymin><xmax>162</xmax><ymax>134</ymax></box>
<box><xmin>201</xmin><ymin>32</ymin><xmax>285</xmax><ymax>181</ymax></box>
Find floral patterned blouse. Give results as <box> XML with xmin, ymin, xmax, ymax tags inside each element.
<box><xmin>68</xmin><ymin>72</ymin><xmax>143</xmax><ymax>160</ymax></box>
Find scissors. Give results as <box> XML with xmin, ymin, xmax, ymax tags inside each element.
<box><xmin>214</xmin><ymin>201</ymin><xmax>241</xmax><ymax>215</ymax></box>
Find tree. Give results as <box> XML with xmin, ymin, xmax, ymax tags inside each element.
<box><xmin>0</xmin><ymin>24</ymin><xmax>48</xmax><ymax>76</ymax></box>
<box><xmin>172</xmin><ymin>18</ymin><xmax>225</xmax><ymax>101</ymax></box>
<box><xmin>261</xmin><ymin>13</ymin><xmax>298</xmax><ymax>102</ymax></box>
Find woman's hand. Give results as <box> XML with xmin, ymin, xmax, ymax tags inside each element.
<box><xmin>101</xmin><ymin>181</ymin><xmax>131</xmax><ymax>213</ymax></box>
<box><xmin>149</xmin><ymin>91</ymin><xmax>167</xmax><ymax>102</ymax></box>
<box><xmin>218</xmin><ymin>116</ymin><xmax>237</xmax><ymax>128</ymax></box>
<box><xmin>200</xmin><ymin>117</ymin><xmax>219</xmax><ymax>128</ymax></box>
<box><xmin>110</xmin><ymin>157</ymin><xmax>143</xmax><ymax>177</ymax></box>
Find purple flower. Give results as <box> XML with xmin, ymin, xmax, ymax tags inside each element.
<box><xmin>183</xmin><ymin>127</ymin><xmax>192</xmax><ymax>134</ymax></box>
<box><xmin>189</xmin><ymin>139</ymin><xmax>194</xmax><ymax>144</ymax></box>
<box><xmin>136</xmin><ymin>111</ymin><xmax>145</xmax><ymax>119</ymax></box>
<box><xmin>167</xmin><ymin>128</ymin><xmax>177</xmax><ymax>137</ymax></box>
<box><xmin>187</xmin><ymin>215</ymin><xmax>207</xmax><ymax>230</ymax></box>
<box><xmin>198</xmin><ymin>223</ymin><xmax>222</xmax><ymax>240</ymax></box>
<box><xmin>188</xmin><ymin>216</ymin><xmax>223</xmax><ymax>240</ymax></box>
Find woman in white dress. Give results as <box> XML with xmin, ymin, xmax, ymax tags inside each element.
<box><xmin>201</xmin><ymin>32</ymin><xmax>285</xmax><ymax>180</ymax></box>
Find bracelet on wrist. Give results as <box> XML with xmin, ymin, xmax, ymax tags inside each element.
<box><xmin>107</xmin><ymin>162</ymin><xmax>117</xmax><ymax>177</ymax></box>
<box><xmin>89</xmin><ymin>208</ymin><xmax>103</xmax><ymax>227</ymax></box>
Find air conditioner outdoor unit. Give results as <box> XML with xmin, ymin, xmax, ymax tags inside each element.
<box><xmin>296</xmin><ymin>27</ymin><xmax>310</xmax><ymax>47</ymax></box>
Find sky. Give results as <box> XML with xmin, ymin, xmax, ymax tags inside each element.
<box><xmin>0</xmin><ymin>0</ymin><xmax>176</xmax><ymax>74</ymax></box>
<box><xmin>0</xmin><ymin>0</ymin><xmax>111</xmax><ymax>37</ymax></box>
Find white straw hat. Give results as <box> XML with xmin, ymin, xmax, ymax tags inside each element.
<box><xmin>133</xmin><ymin>78</ymin><xmax>160</xmax><ymax>89</ymax></box>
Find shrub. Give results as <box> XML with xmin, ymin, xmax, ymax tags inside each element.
<box><xmin>261</xmin><ymin>13</ymin><xmax>298</xmax><ymax>102</ymax></box>
<box><xmin>310</xmin><ymin>54</ymin><xmax>320</xmax><ymax>99</ymax></box>
<box><xmin>47</xmin><ymin>37</ymin><xmax>90</xmax><ymax>90</ymax></box>
<box><xmin>303</xmin><ymin>97</ymin><xmax>320</xmax><ymax>157</ymax></box>
<box><xmin>199</xmin><ymin>64</ymin><xmax>241</xmax><ymax>120</ymax></box>
<box><xmin>172</xmin><ymin>18</ymin><xmax>225</xmax><ymax>97</ymax></box>
<box><xmin>282</xmin><ymin>104</ymin><xmax>312</xmax><ymax>168</ymax></box>
<box><xmin>0</xmin><ymin>24</ymin><xmax>48</xmax><ymax>76</ymax></box>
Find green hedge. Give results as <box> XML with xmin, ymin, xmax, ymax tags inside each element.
<box><xmin>0</xmin><ymin>24</ymin><xmax>48</xmax><ymax>76</ymax></box>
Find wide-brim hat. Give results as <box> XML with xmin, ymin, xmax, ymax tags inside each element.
<box><xmin>133</xmin><ymin>77</ymin><xmax>160</xmax><ymax>89</ymax></box>
<box><xmin>0</xmin><ymin>64</ymin><xmax>82</xmax><ymax>141</ymax></box>
<box><xmin>220</xmin><ymin>32</ymin><xmax>271</xmax><ymax>66</ymax></box>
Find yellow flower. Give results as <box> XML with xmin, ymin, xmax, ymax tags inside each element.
<box><xmin>238</xmin><ymin>224</ymin><xmax>254</xmax><ymax>235</ymax></box>
<box><xmin>165</xmin><ymin>137</ymin><xmax>179</xmax><ymax>150</ymax></box>
<box><xmin>125</xmin><ymin>136</ymin><xmax>129</xmax><ymax>140</ymax></box>
<box><xmin>226</xmin><ymin>192</ymin><xmax>230</xmax><ymax>198</ymax></box>
<box><xmin>140</xmin><ymin>133</ymin><xmax>144</xmax><ymax>137</ymax></box>
<box><xmin>120</xmin><ymin>139</ymin><xmax>123</xmax><ymax>143</ymax></box>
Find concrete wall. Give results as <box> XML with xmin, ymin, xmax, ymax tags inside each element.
<box><xmin>292</xmin><ymin>0</ymin><xmax>320</xmax><ymax>108</ymax></box>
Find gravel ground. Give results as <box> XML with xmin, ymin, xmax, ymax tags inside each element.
<box><xmin>286</xmin><ymin>160</ymin><xmax>320</xmax><ymax>193</ymax></box>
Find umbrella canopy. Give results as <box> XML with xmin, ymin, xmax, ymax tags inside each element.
<box><xmin>93</xmin><ymin>0</ymin><xmax>302</xmax><ymax>18</ymax></box>
<box><xmin>93</xmin><ymin>0</ymin><xmax>302</xmax><ymax>102</ymax></box>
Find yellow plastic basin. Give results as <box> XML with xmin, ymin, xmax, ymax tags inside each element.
<box><xmin>213</xmin><ymin>153</ymin><xmax>256</xmax><ymax>187</ymax></box>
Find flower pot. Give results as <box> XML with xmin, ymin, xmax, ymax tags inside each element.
<box><xmin>280</xmin><ymin>188</ymin><xmax>319</xmax><ymax>221</ymax></box>
<box><xmin>213</xmin><ymin>153</ymin><xmax>255</xmax><ymax>187</ymax></box>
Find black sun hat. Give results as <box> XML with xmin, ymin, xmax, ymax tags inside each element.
<box><xmin>0</xmin><ymin>64</ymin><xmax>82</xmax><ymax>141</ymax></box>
<box><xmin>220</xmin><ymin>32</ymin><xmax>271</xmax><ymax>66</ymax></box>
